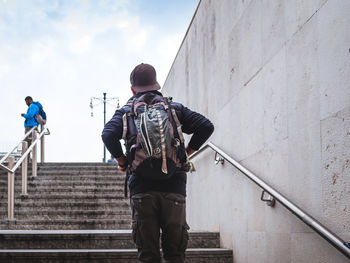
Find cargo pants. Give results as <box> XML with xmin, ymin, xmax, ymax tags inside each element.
<box><xmin>130</xmin><ymin>191</ymin><xmax>190</xmax><ymax>263</ymax></box>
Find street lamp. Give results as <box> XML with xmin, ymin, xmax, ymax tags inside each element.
<box><xmin>90</xmin><ymin>93</ymin><xmax>120</xmax><ymax>162</ymax></box>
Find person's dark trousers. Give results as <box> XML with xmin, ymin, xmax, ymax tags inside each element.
<box><xmin>130</xmin><ymin>191</ymin><xmax>190</xmax><ymax>263</ymax></box>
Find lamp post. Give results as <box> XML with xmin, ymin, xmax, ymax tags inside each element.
<box><xmin>90</xmin><ymin>93</ymin><xmax>119</xmax><ymax>162</ymax></box>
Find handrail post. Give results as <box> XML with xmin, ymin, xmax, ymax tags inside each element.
<box><xmin>32</xmin><ymin>129</ymin><xmax>37</xmax><ymax>177</ymax></box>
<box><xmin>7</xmin><ymin>156</ymin><xmax>15</xmax><ymax>220</ymax></box>
<box><xmin>40</xmin><ymin>125</ymin><xmax>45</xmax><ymax>163</ymax></box>
<box><xmin>21</xmin><ymin>141</ymin><xmax>28</xmax><ymax>195</ymax></box>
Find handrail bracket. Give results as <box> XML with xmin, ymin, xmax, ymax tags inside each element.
<box><xmin>260</xmin><ymin>190</ymin><xmax>276</xmax><ymax>207</ymax></box>
<box><xmin>214</xmin><ymin>152</ymin><xmax>224</xmax><ymax>165</ymax></box>
<box><xmin>345</xmin><ymin>242</ymin><xmax>350</xmax><ymax>249</ymax></box>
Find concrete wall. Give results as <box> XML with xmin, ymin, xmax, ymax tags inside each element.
<box><xmin>162</xmin><ymin>0</ymin><xmax>350</xmax><ymax>262</ymax></box>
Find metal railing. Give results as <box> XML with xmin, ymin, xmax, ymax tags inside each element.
<box><xmin>189</xmin><ymin>141</ymin><xmax>350</xmax><ymax>259</ymax></box>
<box><xmin>0</xmin><ymin>126</ymin><xmax>50</xmax><ymax>220</ymax></box>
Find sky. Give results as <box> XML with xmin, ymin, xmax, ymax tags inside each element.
<box><xmin>0</xmin><ymin>0</ymin><xmax>198</xmax><ymax>162</ymax></box>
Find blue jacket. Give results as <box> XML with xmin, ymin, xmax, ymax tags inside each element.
<box><xmin>24</xmin><ymin>103</ymin><xmax>39</xmax><ymax>127</ymax></box>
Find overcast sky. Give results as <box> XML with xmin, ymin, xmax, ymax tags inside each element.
<box><xmin>0</xmin><ymin>0</ymin><xmax>198</xmax><ymax>162</ymax></box>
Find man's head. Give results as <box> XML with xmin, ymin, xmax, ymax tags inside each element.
<box><xmin>130</xmin><ymin>63</ymin><xmax>161</xmax><ymax>94</ymax></box>
<box><xmin>24</xmin><ymin>96</ymin><xmax>33</xmax><ymax>106</ymax></box>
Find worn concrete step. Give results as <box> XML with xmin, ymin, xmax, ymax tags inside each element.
<box><xmin>0</xmin><ymin>164</ymin><xmax>119</xmax><ymax>176</ymax></box>
<box><xmin>0</xmin><ymin>173</ymin><xmax>21</xmax><ymax>178</ymax></box>
<box><xmin>28</xmin><ymin>174</ymin><xmax>122</xmax><ymax>179</ymax></box>
<box><xmin>35</xmin><ymin>164</ymin><xmax>119</xmax><ymax>171</ymax></box>
<box><xmin>26</xmin><ymin>181</ymin><xmax>125</xmax><ymax>187</ymax></box>
<box><xmin>0</xmin><ymin>210</ymin><xmax>131</xmax><ymax>220</ymax></box>
<box><xmin>35</xmin><ymin>171</ymin><xmax>121</xmax><ymax>176</ymax></box>
<box><xmin>0</xmin><ymin>201</ymin><xmax>130</xmax><ymax>211</ymax></box>
<box><xmin>37</xmin><ymin>167</ymin><xmax>120</xmax><ymax>172</ymax></box>
<box><xmin>0</xmin><ymin>184</ymin><xmax>125</xmax><ymax>193</ymax></box>
<box><xmin>0</xmin><ymin>178</ymin><xmax>125</xmax><ymax>184</ymax></box>
<box><xmin>0</xmin><ymin>230</ymin><xmax>220</xmax><ymax>249</ymax></box>
<box><xmin>0</xmin><ymin>190</ymin><xmax>125</xmax><ymax>200</ymax></box>
<box><xmin>0</xmin><ymin>170</ymin><xmax>120</xmax><ymax>177</ymax></box>
<box><xmin>11</xmin><ymin>194</ymin><xmax>126</xmax><ymax>201</ymax></box>
<box><xmin>38</xmin><ymin>163</ymin><xmax>118</xmax><ymax>167</ymax></box>
<box><xmin>0</xmin><ymin>248</ymin><xmax>233</xmax><ymax>262</ymax></box>
<box><xmin>8</xmin><ymin>188</ymin><xmax>124</xmax><ymax>196</ymax></box>
<box><xmin>0</xmin><ymin>219</ymin><xmax>131</xmax><ymax>230</ymax></box>
<box><xmin>0</xmin><ymin>188</ymin><xmax>124</xmax><ymax>196</ymax></box>
<box><xmin>39</xmin><ymin>163</ymin><xmax>118</xmax><ymax>167</ymax></box>
<box><xmin>34</xmin><ymin>172</ymin><xmax>121</xmax><ymax>177</ymax></box>
<box><xmin>1</xmin><ymin>171</ymin><xmax>122</xmax><ymax>177</ymax></box>
<box><xmin>0</xmin><ymin>173</ymin><xmax>125</xmax><ymax>184</ymax></box>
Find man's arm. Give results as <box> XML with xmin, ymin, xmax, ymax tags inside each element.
<box><xmin>175</xmin><ymin>103</ymin><xmax>214</xmax><ymax>155</ymax></box>
<box><xmin>23</xmin><ymin>104</ymin><xmax>38</xmax><ymax>119</ymax></box>
<box><xmin>186</xmin><ymin>146</ymin><xmax>195</xmax><ymax>157</ymax></box>
<box><xmin>102</xmin><ymin>108</ymin><xmax>127</xmax><ymax>170</ymax></box>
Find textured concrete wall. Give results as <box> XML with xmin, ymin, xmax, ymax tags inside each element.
<box><xmin>162</xmin><ymin>0</ymin><xmax>350</xmax><ymax>262</ymax></box>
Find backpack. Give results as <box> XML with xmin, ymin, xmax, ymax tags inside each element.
<box><xmin>33</xmin><ymin>101</ymin><xmax>47</xmax><ymax>125</ymax></box>
<box><xmin>122</xmin><ymin>92</ymin><xmax>189</xmax><ymax>180</ymax></box>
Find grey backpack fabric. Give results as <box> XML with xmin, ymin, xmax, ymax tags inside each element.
<box><xmin>122</xmin><ymin>92</ymin><xmax>188</xmax><ymax>180</ymax></box>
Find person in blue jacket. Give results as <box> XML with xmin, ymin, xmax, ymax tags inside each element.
<box><xmin>21</xmin><ymin>96</ymin><xmax>39</xmax><ymax>147</ymax></box>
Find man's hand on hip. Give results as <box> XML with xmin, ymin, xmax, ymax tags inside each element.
<box><xmin>116</xmin><ymin>155</ymin><xmax>128</xmax><ymax>172</ymax></box>
<box><xmin>186</xmin><ymin>146</ymin><xmax>195</xmax><ymax>157</ymax></box>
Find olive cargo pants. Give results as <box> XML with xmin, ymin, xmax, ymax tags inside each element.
<box><xmin>130</xmin><ymin>192</ymin><xmax>190</xmax><ymax>263</ymax></box>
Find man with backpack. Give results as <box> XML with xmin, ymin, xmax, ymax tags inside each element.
<box><xmin>102</xmin><ymin>63</ymin><xmax>214</xmax><ymax>263</ymax></box>
<box><xmin>21</xmin><ymin>96</ymin><xmax>47</xmax><ymax>147</ymax></box>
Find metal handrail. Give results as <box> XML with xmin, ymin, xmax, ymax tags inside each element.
<box><xmin>0</xmin><ymin>128</ymin><xmax>49</xmax><ymax>173</ymax></box>
<box><xmin>0</xmin><ymin>126</ymin><xmax>50</xmax><ymax>220</ymax></box>
<box><xmin>189</xmin><ymin>141</ymin><xmax>350</xmax><ymax>259</ymax></box>
<box><xmin>0</xmin><ymin>126</ymin><xmax>36</xmax><ymax>165</ymax></box>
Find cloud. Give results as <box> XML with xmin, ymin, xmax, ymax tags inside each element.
<box><xmin>158</xmin><ymin>34</ymin><xmax>183</xmax><ymax>63</ymax></box>
<box><xmin>0</xmin><ymin>63</ymin><xmax>10</xmax><ymax>79</ymax></box>
<box><xmin>29</xmin><ymin>37</ymin><xmax>55</xmax><ymax>65</ymax></box>
<box><xmin>68</xmin><ymin>34</ymin><xmax>93</xmax><ymax>54</ymax></box>
<box><xmin>0</xmin><ymin>0</ymin><xmax>196</xmax><ymax>161</ymax></box>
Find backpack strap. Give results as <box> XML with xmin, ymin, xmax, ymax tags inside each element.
<box><xmin>170</xmin><ymin>108</ymin><xmax>185</xmax><ymax>144</ymax></box>
<box><xmin>166</xmin><ymin>98</ymin><xmax>185</xmax><ymax>144</ymax></box>
<box><xmin>122</xmin><ymin>100</ymin><xmax>134</xmax><ymax>141</ymax></box>
<box><xmin>122</xmin><ymin>112</ymin><xmax>130</xmax><ymax>141</ymax></box>
<box><xmin>155</xmin><ymin>109</ymin><xmax>168</xmax><ymax>174</ymax></box>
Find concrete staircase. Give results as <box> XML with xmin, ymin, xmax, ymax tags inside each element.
<box><xmin>0</xmin><ymin>162</ymin><xmax>233</xmax><ymax>262</ymax></box>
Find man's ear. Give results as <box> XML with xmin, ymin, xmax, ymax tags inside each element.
<box><xmin>131</xmin><ymin>87</ymin><xmax>136</xmax><ymax>95</ymax></box>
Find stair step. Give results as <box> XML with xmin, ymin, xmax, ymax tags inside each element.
<box><xmin>0</xmin><ymin>174</ymin><xmax>125</xmax><ymax>178</ymax></box>
<box><xmin>0</xmin><ymin>185</ymin><xmax>125</xmax><ymax>192</ymax></box>
<box><xmin>39</xmin><ymin>163</ymin><xmax>118</xmax><ymax>166</ymax></box>
<box><xmin>35</xmin><ymin>172</ymin><xmax>121</xmax><ymax>176</ymax></box>
<box><xmin>0</xmin><ymin>219</ymin><xmax>131</xmax><ymax>230</ymax></box>
<box><xmin>0</xmin><ymin>210</ymin><xmax>131</xmax><ymax>220</ymax></box>
<box><xmin>2</xmin><ymin>188</ymin><xmax>124</xmax><ymax>194</ymax></box>
<box><xmin>0</xmin><ymin>201</ymin><xmax>130</xmax><ymax>210</ymax></box>
<box><xmin>0</xmin><ymin>248</ymin><xmax>233</xmax><ymax>262</ymax></box>
<box><xmin>0</xmin><ymin>178</ymin><xmax>124</xmax><ymax>185</ymax></box>
<box><xmin>0</xmin><ymin>230</ymin><xmax>220</xmax><ymax>249</ymax></box>
<box><xmin>0</xmin><ymin>169</ymin><xmax>119</xmax><ymax>175</ymax></box>
<box><xmin>26</xmin><ymin>181</ymin><xmax>125</xmax><ymax>186</ymax></box>
<box><xmin>13</xmin><ymin>194</ymin><xmax>126</xmax><ymax>200</ymax></box>
<box><xmin>36</xmin><ymin>169</ymin><xmax>119</xmax><ymax>175</ymax></box>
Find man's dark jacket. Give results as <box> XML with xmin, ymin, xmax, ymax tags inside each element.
<box><xmin>102</xmin><ymin>91</ymin><xmax>214</xmax><ymax>197</ymax></box>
